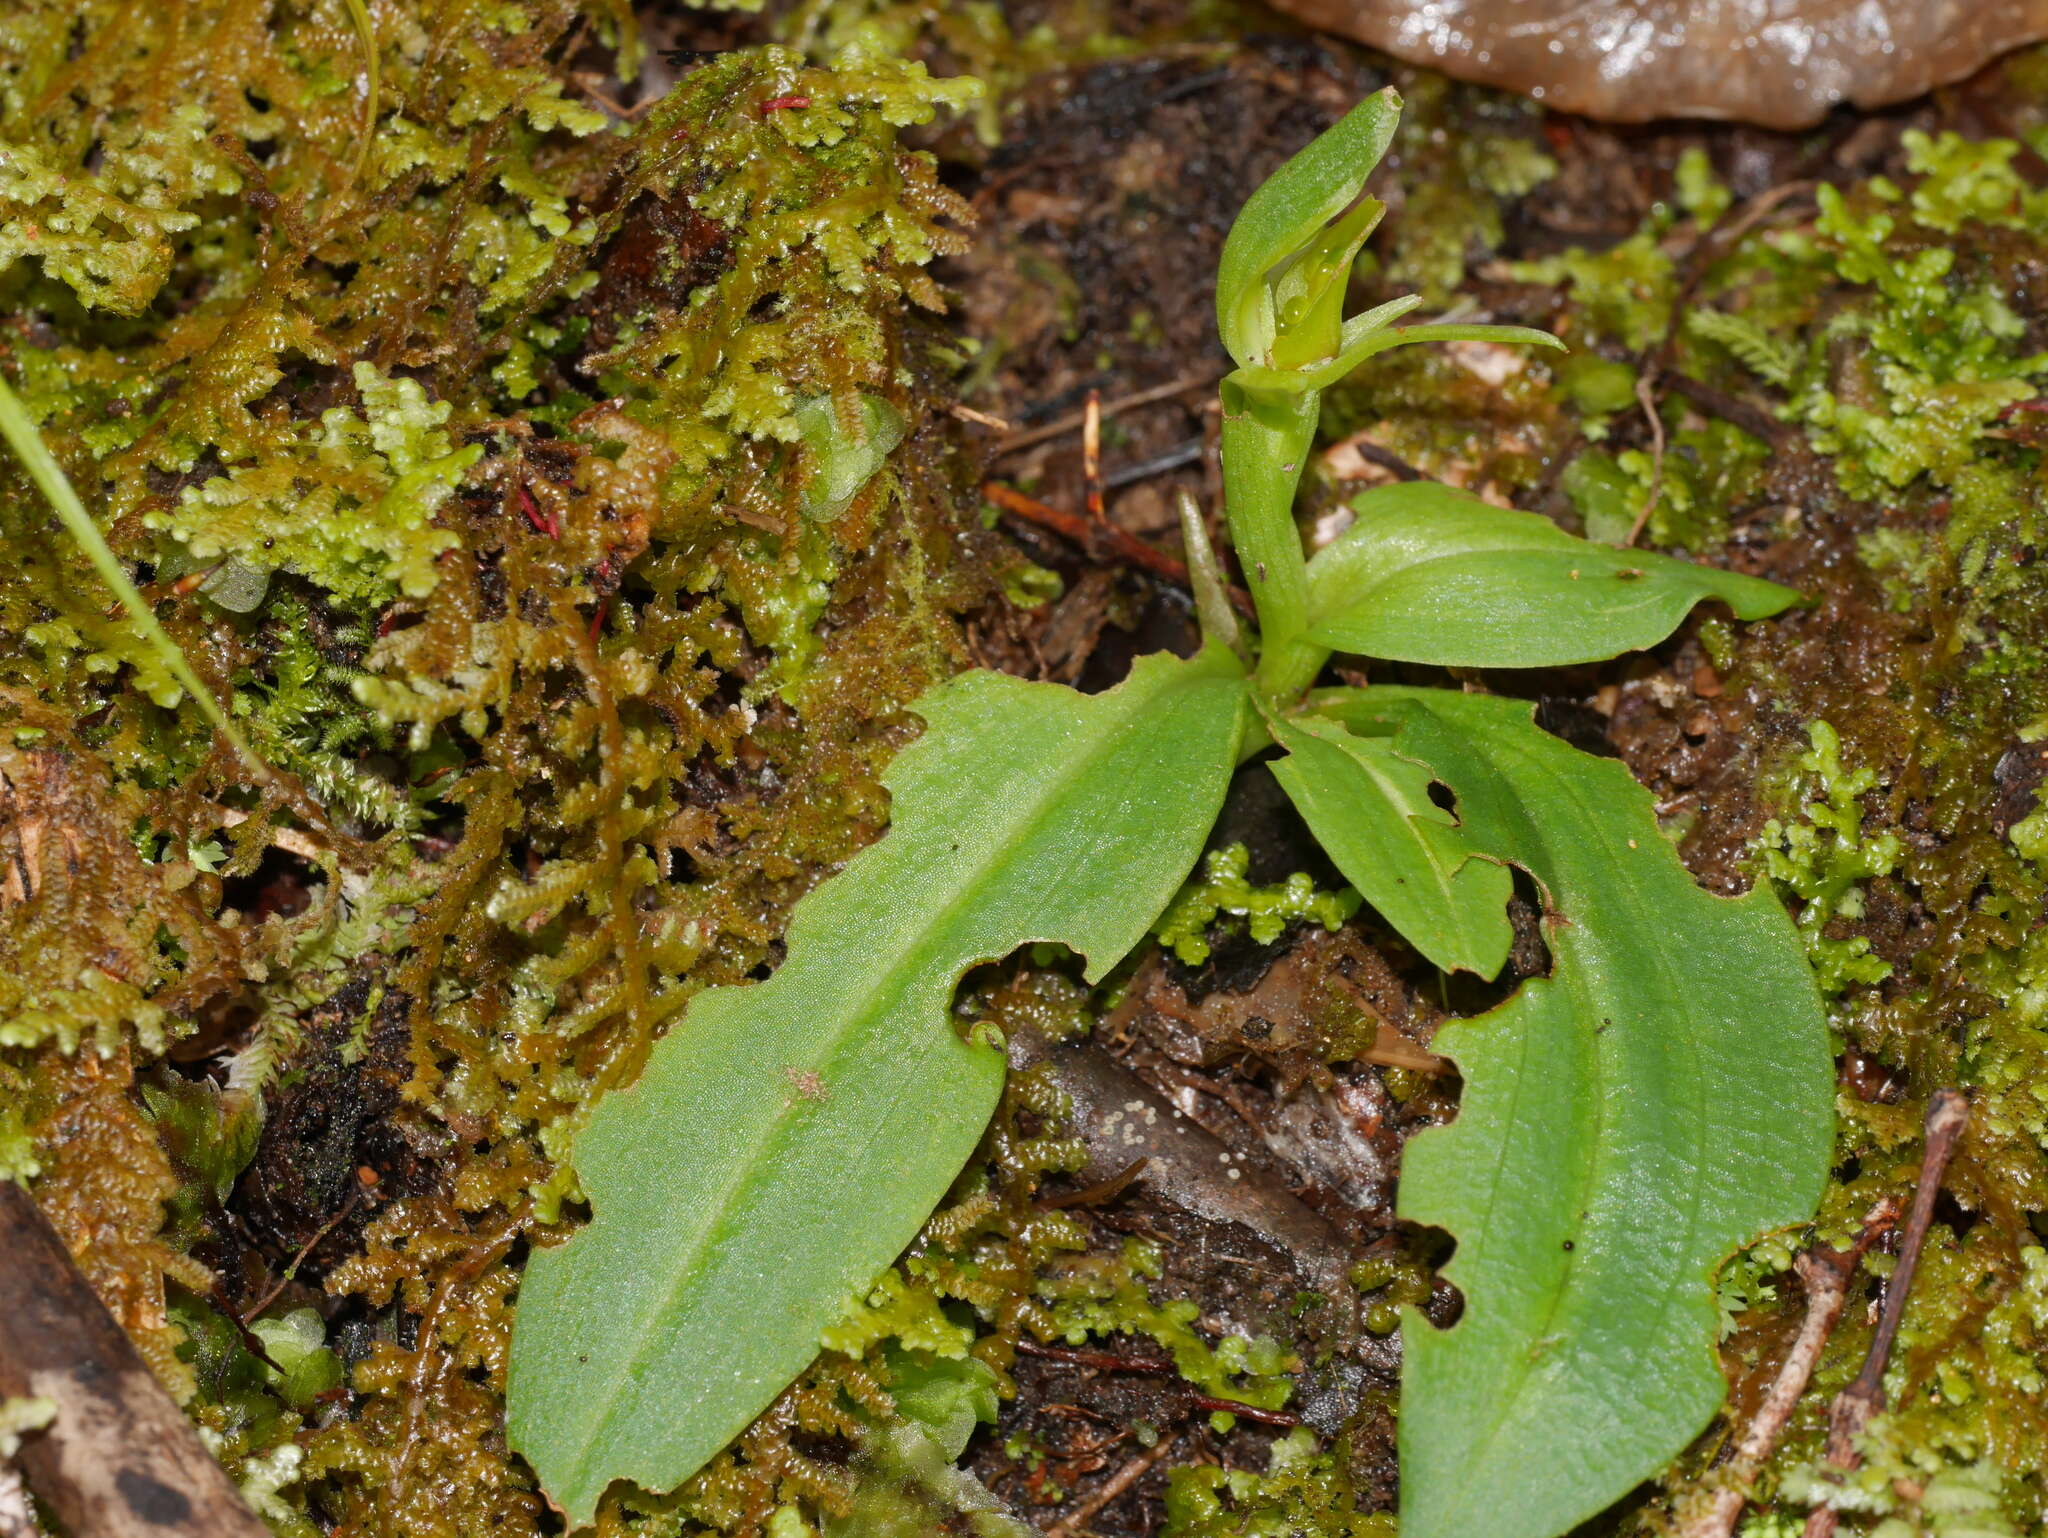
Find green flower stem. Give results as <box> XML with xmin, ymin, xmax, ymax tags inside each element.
<box><xmin>0</xmin><ymin>373</ymin><xmax>265</xmax><ymax>777</ymax></box>
<box><xmin>1220</xmin><ymin>377</ymin><xmax>1329</xmax><ymax>701</ymax></box>
<box><xmin>1254</xmin><ymin>630</ymin><xmax>1334</xmax><ymax>708</ymax></box>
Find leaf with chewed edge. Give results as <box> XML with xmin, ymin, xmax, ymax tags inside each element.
<box><xmin>1312</xmin><ymin>685</ymin><xmax>1833</xmax><ymax>1538</ymax></box>
<box><xmin>507</xmin><ymin>649</ymin><xmax>1249</xmax><ymax>1526</ymax></box>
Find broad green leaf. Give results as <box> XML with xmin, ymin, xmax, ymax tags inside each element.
<box><xmin>507</xmin><ymin>649</ymin><xmax>1250</xmax><ymax>1526</ymax></box>
<box><xmin>883</xmin><ymin>1349</ymin><xmax>1002</xmax><ymax>1462</ymax></box>
<box><xmin>248</xmin><ymin>1308</ymin><xmax>346</xmax><ymax>1409</ymax></box>
<box><xmin>1304</xmin><ymin>481</ymin><xmax>1798</xmax><ymax>667</ymax></box>
<box><xmin>1312</xmin><ymin>686</ymin><xmax>1832</xmax><ymax>1538</ymax></box>
<box><xmin>1265</xmin><ymin>712</ymin><xmax>1511</xmax><ymax>976</ymax></box>
<box><xmin>1215</xmin><ymin>87</ymin><xmax>1401</xmax><ymax>370</ymax></box>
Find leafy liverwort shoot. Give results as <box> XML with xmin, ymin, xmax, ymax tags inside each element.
<box><xmin>507</xmin><ymin>88</ymin><xmax>1833</xmax><ymax>1538</ymax></box>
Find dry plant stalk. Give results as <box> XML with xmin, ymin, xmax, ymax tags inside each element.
<box><xmin>1802</xmin><ymin>1091</ymin><xmax>1971</xmax><ymax>1538</ymax></box>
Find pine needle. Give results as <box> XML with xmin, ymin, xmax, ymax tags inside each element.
<box><xmin>0</xmin><ymin>373</ymin><xmax>268</xmax><ymax>778</ymax></box>
<box><xmin>343</xmin><ymin>0</ymin><xmax>380</xmax><ymax>188</ymax></box>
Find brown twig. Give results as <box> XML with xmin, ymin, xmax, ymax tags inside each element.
<box><xmin>947</xmin><ymin>401</ymin><xmax>1012</xmax><ymax>432</ymax></box>
<box><xmin>1661</xmin><ymin>371</ymin><xmax>1796</xmax><ymax>450</ymax></box>
<box><xmin>1625</xmin><ymin>370</ymin><xmax>1668</xmax><ymax>548</ymax></box>
<box><xmin>0</xmin><ymin>1182</ymin><xmax>272</xmax><ymax>1538</ymax></box>
<box><xmin>1082</xmin><ymin>389</ymin><xmax>1105</xmax><ymax>525</ymax></box>
<box><xmin>992</xmin><ymin>369</ymin><xmax>1227</xmax><ymax>458</ymax></box>
<box><xmin>1678</xmin><ymin>1197</ymin><xmax>1902</xmax><ymax>1538</ymax></box>
<box><xmin>1011</xmin><ymin>1340</ymin><xmax>1296</xmax><ymax>1426</ymax></box>
<box><xmin>1040</xmin><ymin>1158</ymin><xmax>1151</xmax><ymax>1211</ymax></box>
<box><xmin>1105</xmin><ymin>438</ymin><xmax>1205</xmax><ymax>490</ymax></box>
<box><xmin>1801</xmin><ymin>1091</ymin><xmax>1970</xmax><ymax>1538</ymax></box>
<box><xmin>1188</xmin><ymin>1394</ymin><xmax>1300</xmax><ymax>1428</ymax></box>
<box><xmin>1044</xmin><ymin>1436</ymin><xmax>1179</xmax><ymax>1538</ymax></box>
<box><xmin>240</xmin><ymin>1187</ymin><xmax>361</xmax><ymax>1324</ymax></box>
<box><xmin>982</xmin><ymin>481</ymin><xmax>1256</xmax><ymax>616</ymax></box>
<box><xmin>1015</xmin><ymin>1339</ymin><xmax>1175</xmax><ymax>1375</ymax></box>
<box><xmin>1322</xmin><ymin>429</ymin><xmax>1425</xmax><ymax>484</ymax></box>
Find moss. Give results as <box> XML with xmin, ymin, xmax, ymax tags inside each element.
<box><xmin>1379</xmin><ymin>75</ymin><xmax>1554</xmax><ymax>303</ymax></box>
<box><xmin>1153</xmin><ymin>843</ymin><xmax>1360</xmax><ymax>966</ymax></box>
<box><xmin>1038</xmin><ymin>1236</ymin><xmax>1299</xmax><ymax>1420</ymax></box>
<box><xmin>1565</xmin><ymin>418</ymin><xmax>1767</xmax><ymax>550</ymax></box>
<box><xmin>0</xmin><ymin>2</ymin><xmax>1030</xmax><ymax>1533</ymax></box>
<box><xmin>151</xmin><ymin>363</ymin><xmax>482</xmax><ymax>606</ymax></box>
<box><xmin>1511</xmin><ymin>231</ymin><xmax>1677</xmax><ymax>353</ymax></box>
<box><xmin>1755</xmin><ymin>721</ymin><xmax>1904</xmax><ymax>996</ymax></box>
<box><xmin>1162</xmin><ymin>1427</ymin><xmax>1394</xmax><ymax>1538</ymax></box>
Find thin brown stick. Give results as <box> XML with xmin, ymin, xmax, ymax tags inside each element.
<box><xmin>1661</xmin><ymin>371</ymin><xmax>1795</xmax><ymax>449</ymax></box>
<box><xmin>1040</xmin><ymin>1158</ymin><xmax>1150</xmax><ymax>1211</ymax></box>
<box><xmin>1321</xmin><ymin>428</ymin><xmax>1426</xmax><ymax>484</ymax></box>
<box><xmin>0</xmin><ymin>1183</ymin><xmax>272</xmax><ymax>1538</ymax></box>
<box><xmin>1625</xmin><ymin>370</ymin><xmax>1668</xmax><ymax>548</ymax></box>
<box><xmin>1045</xmin><ymin>1436</ymin><xmax>1179</xmax><ymax>1538</ymax></box>
<box><xmin>1188</xmin><ymin>1394</ymin><xmax>1300</xmax><ymax>1428</ymax></box>
<box><xmin>982</xmin><ymin>481</ymin><xmax>1256</xmax><ymax>616</ymax></box>
<box><xmin>1014</xmin><ymin>1339</ymin><xmax>1175</xmax><ymax>1375</ymax></box>
<box><xmin>948</xmin><ymin>401</ymin><xmax>1012</xmax><ymax>432</ymax></box>
<box><xmin>1802</xmin><ymin>1091</ymin><xmax>1970</xmax><ymax>1538</ymax></box>
<box><xmin>992</xmin><ymin>369</ymin><xmax>1227</xmax><ymax>458</ymax></box>
<box><xmin>1082</xmin><ymin>389</ymin><xmax>1105</xmax><ymax>525</ymax></box>
<box><xmin>1678</xmin><ymin>1197</ymin><xmax>1901</xmax><ymax>1538</ymax></box>
<box><xmin>240</xmin><ymin>1187</ymin><xmax>361</xmax><ymax>1324</ymax></box>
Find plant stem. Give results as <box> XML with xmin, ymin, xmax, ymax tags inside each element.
<box><xmin>0</xmin><ymin>374</ymin><xmax>266</xmax><ymax>778</ymax></box>
<box><xmin>1254</xmin><ymin>631</ymin><xmax>1333</xmax><ymax>707</ymax></box>
<box><xmin>1219</xmin><ymin>379</ymin><xmax>1316</xmax><ymax>647</ymax></box>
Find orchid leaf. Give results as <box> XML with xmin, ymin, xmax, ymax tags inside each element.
<box><xmin>1311</xmin><ymin>686</ymin><xmax>1832</xmax><ymax>1538</ymax></box>
<box><xmin>1266</xmin><ymin>712</ymin><xmax>1512</xmax><ymax>976</ymax></box>
<box><xmin>1305</xmin><ymin>481</ymin><xmax>1798</xmax><ymax>667</ymax></box>
<box><xmin>507</xmin><ymin>649</ymin><xmax>1249</xmax><ymax>1525</ymax></box>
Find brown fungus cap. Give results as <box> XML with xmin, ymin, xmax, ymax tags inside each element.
<box><xmin>1260</xmin><ymin>0</ymin><xmax>2048</xmax><ymax>128</ymax></box>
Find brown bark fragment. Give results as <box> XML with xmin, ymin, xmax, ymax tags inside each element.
<box><xmin>0</xmin><ymin>1181</ymin><xmax>269</xmax><ymax>1538</ymax></box>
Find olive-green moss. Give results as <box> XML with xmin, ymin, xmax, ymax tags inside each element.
<box><xmin>0</xmin><ymin>4</ymin><xmax>1044</xmax><ymax>1535</ymax></box>
<box><xmin>20</xmin><ymin>3</ymin><xmax>2048</xmax><ymax>1535</ymax></box>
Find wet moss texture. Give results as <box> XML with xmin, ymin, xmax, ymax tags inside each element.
<box><xmin>11</xmin><ymin>2</ymin><xmax>2048</xmax><ymax>1537</ymax></box>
